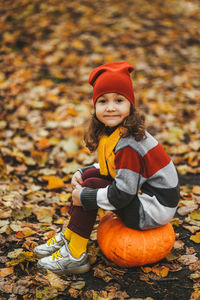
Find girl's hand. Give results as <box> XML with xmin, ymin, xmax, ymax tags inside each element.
<box><xmin>71</xmin><ymin>171</ymin><xmax>83</xmax><ymax>189</ymax></box>
<box><xmin>72</xmin><ymin>185</ymin><xmax>83</xmax><ymax>206</ymax></box>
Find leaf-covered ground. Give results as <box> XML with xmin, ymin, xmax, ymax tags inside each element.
<box><xmin>0</xmin><ymin>0</ymin><xmax>200</xmax><ymax>299</ymax></box>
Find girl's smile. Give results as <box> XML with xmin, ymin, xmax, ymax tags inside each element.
<box><xmin>95</xmin><ymin>93</ymin><xmax>131</xmax><ymax>127</ymax></box>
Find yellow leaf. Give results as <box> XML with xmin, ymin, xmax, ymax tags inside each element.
<box><xmin>190</xmin><ymin>232</ymin><xmax>200</xmax><ymax>244</ymax></box>
<box><xmin>190</xmin><ymin>289</ymin><xmax>200</xmax><ymax>300</ymax></box>
<box><xmin>46</xmin><ymin>176</ymin><xmax>65</xmax><ymax>190</ymax></box>
<box><xmin>59</xmin><ymin>193</ymin><xmax>71</xmax><ymax>202</ymax></box>
<box><xmin>7</xmin><ymin>251</ymin><xmax>35</xmax><ymax>267</ymax></box>
<box><xmin>98</xmin><ymin>208</ymin><xmax>107</xmax><ymax>220</ymax></box>
<box><xmin>22</xmin><ymin>227</ymin><xmax>36</xmax><ymax>237</ymax></box>
<box><xmin>18</xmin><ymin>251</ymin><xmax>35</xmax><ymax>261</ymax></box>
<box><xmin>170</xmin><ymin>218</ymin><xmax>180</xmax><ymax>227</ymax></box>
<box><xmin>49</xmin><ymin>137</ymin><xmax>60</xmax><ymax>145</ymax></box>
<box><xmin>71</xmin><ymin>40</ymin><xmax>85</xmax><ymax>50</ymax></box>
<box><xmin>36</xmin><ymin>287</ymin><xmax>58</xmax><ymax>299</ymax></box>
<box><xmin>7</xmin><ymin>258</ymin><xmax>24</xmax><ymax>267</ymax></box>
<box><xmin>190</xmin><ymin>210</ymin><xmax>200</xmax><ymax>220</ymax></box>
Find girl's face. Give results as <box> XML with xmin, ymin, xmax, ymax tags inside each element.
<box><xmin>95</xmin><ymin>93</ymin><xmax>131</xmax><ymax>127</ymax></box>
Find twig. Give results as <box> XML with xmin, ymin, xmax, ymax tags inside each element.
<box><xmin>151</xmin><ymin>277</ymin><xmax>179</xmax><ymax>281</ymax></box>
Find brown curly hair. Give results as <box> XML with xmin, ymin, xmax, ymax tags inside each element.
<box><xmin>84</xmin><ymin>107</ymin><xmax>146</xmax><ymax>152</ymax></box>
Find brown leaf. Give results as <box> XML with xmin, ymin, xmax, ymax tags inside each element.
<box><xmin>178</xmin><ymin>254</ymin><xmax>198</xmax><ymax>265</ymax></box>
<box><xmin>93</xmin><ymin>265</ymin><xmax>113</xmax><ymax>282</ymax></box>
<box><xmin>70</xmin><ymin>281</ymin><xmax>85</xmax><ymax>290</ymax></box>
<box><xmin>88</xmin><ymin>242</ymin><xmax>98</xmax><ymax>265</ymax></box>
<box><xmin>46</xmin><ymin>270</ymin><xmax>70</xmax><ymax>291</ymax></box>
<box><xmin>33</xmin><ymin>206</ymin><xmax>55</xmax><ymax>223</ymax></box>
<box><xmin>183</xmin><ymin>225</ymin><xmax>200</xmax><ymax>233</ymax></box>
<box><xmin>192</xmin><ymin>186</ymin><xmax>200</xmax><ymax>195</ymax></box>
<box><xmin>22</xmin><ymin>239</ymin><xmax>38</xmax><ymax>251</ymax></box>
<box><xmin>0</xmin><ymin>267</ymin><xmax>14</xmax><ymax>277</ymax></box>
<box><xmin>177</xmin><ymin>205</ymin><xmax>198</xmax><ymax>216</ymax></box>
<box><xmin>173</xmin><ymin>240</ymin><xmax>185</xmax><ymax>250</ymax></box>
<box><xmin>189</xmin><ymin>260</ymin><xmax>200</xmax><ymax>272</ymax></box>
<box><xmin>190</xmin><ymin>271</ymin><xmax>200</xmax><ymax>282</ymax></box>
<box><xmin>186</xmin><ymin>247</ymin><xmax>196</xmax><ymax>255</ymax></box>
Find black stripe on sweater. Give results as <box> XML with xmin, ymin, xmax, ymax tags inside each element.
<box><xmin>141</xmin><ymin>182</ymin><xmax>180</xmax><ymax>208</ymax></box>
<box><xmin>108</xmin><ymin>182</ymin><xmax>135</xmax><ymax>209</ymax></box>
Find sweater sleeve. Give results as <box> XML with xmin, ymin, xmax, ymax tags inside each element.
<box><xmin>78</xmin><ymin>163</ymin><xmax>100</xmax><ymax>175</ymax></box>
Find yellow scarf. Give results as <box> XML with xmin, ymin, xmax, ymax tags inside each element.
<box><xmin>97</xmin><ymin>127</ymin><xmax>122</xmax><ymax>179</ymax></box>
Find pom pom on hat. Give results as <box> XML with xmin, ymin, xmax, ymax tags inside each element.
<box><xmin>89</xmin><ymin>62</ymin><xmax>135</xmax><ymax>107</ymax></box>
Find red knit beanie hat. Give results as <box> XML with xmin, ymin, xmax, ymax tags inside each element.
<box><xmin>89</xmin><ymin>62</ymin><xmax>135</xmax><ymax>107</ymax></box>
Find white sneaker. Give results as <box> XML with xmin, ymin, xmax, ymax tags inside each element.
<box><xmin>37</xmin><ymin>240</ymin><xmax>90</xmax><ymax>275</ymax></box>
<box><xmin>34</xmin><ymin>232</ymin><xmax>66</xmax><ymax>258</ymax></box>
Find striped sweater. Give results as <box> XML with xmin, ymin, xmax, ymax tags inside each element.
<box><xmin>80</xmin><ymin>131</ymin><xmax>179</xmax><ymax>230</ymax></box>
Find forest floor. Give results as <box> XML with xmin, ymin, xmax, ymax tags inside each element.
<box><xmin>0</xmin><ymin>0</ymin><xmax>200</xmax><ymax>299</ymax></box>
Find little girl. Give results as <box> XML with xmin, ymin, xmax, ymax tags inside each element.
<box><xmin>34</xmin><ymin>62</ymin><xmax>179</xmax><ymax>275</ymax></box>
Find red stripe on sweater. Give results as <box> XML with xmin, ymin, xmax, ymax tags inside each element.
<box><xmin>142</xmin><ymin>144</ymin><xmax>171</xmax><ymax>178</ymax></box>
<box><xmin>115</xmin><ymin>146</ymin><xmax>142</xmax><ymax>173</ymax></box>
<box><xmin>115</xmin><ymin>144</ymin><xmax>171</xmax><ymax>178</ymax></box>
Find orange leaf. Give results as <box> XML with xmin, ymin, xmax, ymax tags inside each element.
<box><xmin>47</xmin><ymin>93</ymin><xmax>59</xmax><ymax>103</ymax></box>
<box><xmin>37</xmin><ymin>138</ymin><xmax>51</xmax><ymax>150</ymax></box>
<box><xmin>15</xmin><ymin>231</ymin><xmax>25</xmax><ymax>239</ymax></box>
<box><xmin>22</xmin><ymin>240</ymin><xmax>38</xmax><ymax>251</ymax></box>
<box><xmin>152</xmin><ymin>265</ymin><xmax>169</xmax><ymax>277</ymax></box>
<box><xmin>141</xmin><ymin>266</ymin><xmax>152</xmax><ymax>273</ymax></box>
<box><xmin>60</xmin><ymin>206</ymin><xmax>69</xmax><ymax>216</ymax></box>
<box><xmin>46</xmin><ymin>176</ymin><xmax>65</xmax><ymax>190</ymax></box>
<box><xmin>0</xmin><ymin>267</ymin><xmax>14</xmax><ymax>277</ymax></box>
<box><xmin>44</xmin><ymin>230</ymin><xmax>57</xmax><ymax>240</ymax></box>
<box><xmin>66</xmin><ymin>107</ymin><xmax>78</xmax><ymax>116</ymax></box>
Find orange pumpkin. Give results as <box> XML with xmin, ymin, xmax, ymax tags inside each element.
<box><xmin>97</xmin><ymin>212</ymin><xmax>175</xmax><ymax>267</ymax></box>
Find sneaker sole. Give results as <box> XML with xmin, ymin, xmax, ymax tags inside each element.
<box><xmin>37</xmin><ymin>261</ymin><xmax>90</xmax><ymax>275</ymax></box>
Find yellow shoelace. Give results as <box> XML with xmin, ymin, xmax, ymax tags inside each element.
<box><xmin>52</xmin><ymin>249</ymin><xmax>62</xmax><ymax>261</ymax></box>
<box><xmin>47</xmin><ymin>236</ymin><xmax>57</xmax><ymax>246</ymax></box>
